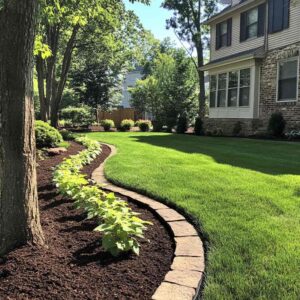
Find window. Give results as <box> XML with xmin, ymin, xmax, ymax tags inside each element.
<box><xmin>216</xmin><ymin>19</ymin><xmax>232</xmax><ymax>50</ymax></box>
<box><xmin>268</xmin><ymin>0</ymin><xmax>289</xmax><ymax>33</ymax></box>
<box><xmin>239</xmin><ymin>69</ymin><xmax>250</xmax><ymax>106</ymax></box>
<box><xmin>246</xmin><ymin>8</ymin><xmax>258</xmax><ymax>39</ymax></box>
<box><xmin>277</xmin><ymin>58</ymin><xmax>299</xmax><ymax>102</ymax></box>
<box><xmin>220</xmin><ymin>22</ymin><xmax>228</xmax><ymax>47</ymax></box>
<box><xmin>217</xmin><ymin>73</ymin><xmax>227</xmax><ymax>107</ymax></box>
<box><xmin>209</xmin><ymin>68</ymin><xmax>251</xmax><ymax>109</ymax></box>
<box><xmin>210</xmin><ymin>75</ymin><xmax>217</xmax><ymax>108</ymax></box>
<box><xmin>228</xmin><ymin>71</ymin><xmax>238</xmax><ymax>107</ymax></box>
<box><xmin>240</xmin><ymin>4</ymin><xmax>265</xmax><ymax>41</ymax></box>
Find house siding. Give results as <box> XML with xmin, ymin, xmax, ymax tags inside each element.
<box><xmin>210</xmin><ymin>0</ymin><xmax>266</xmax><ymax>61</ymax></box>
<box><xmin>268</xmin><ymin>2</ymin><xmax>300</xmax><ymax>50</ymax></box>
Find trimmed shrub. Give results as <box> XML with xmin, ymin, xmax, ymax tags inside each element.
<box><xmin>120</xmin><ymin>119</ymin><xmax>134</xmax><ymax>131</ymax></box>
<box><xmin>136</xmin><ymin>120</ymin><xmax>152</xmax><ymax>132</ymax></box>
<box><xmin>268</xmin><ymin>112</ymin><xmax>286</xmax><ymax>137</ymax></box>
<box><xmin>101</xmin><ymin>119</ymin><xmax>115</xmax><ymax>132</ymax></box>
<box><xmin>176</xmin><ymin>114</ymin><xmax>188</xmax><ymax>134</ymax></box>
<box><xmin>60</xmin><ymin>129</ymin><xmax>75</xmax><ymax>141</ymax></box>
<box><xmin>35</xmin><ymin>120</ymin><xmax>63</xmax><ymax>148</ymax></box>
<box><xmin>152</xmin><ymin>120</ymin><xmax>163</xmax><ymax>132</ymax></box>
<box><xmin>233</xmin><ymin>121</ymin><xmax>243</xmax><ymax>136</ymax></box>
<box><xmin>60</xmin><ymin>105</ymin><xmax>94</xmax><ymax>128</ymax></box>
<box><xmin>194</xmin><ymin>117</ymin><xmax>204</xmax><ymax>136</ymax></box>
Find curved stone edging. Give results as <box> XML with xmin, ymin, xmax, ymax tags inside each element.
<box><xmin>92</xmin><ymin>143</ymin><xmax>205</xmax><ymax>300</ymax></box>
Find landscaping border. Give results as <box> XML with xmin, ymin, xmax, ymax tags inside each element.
<box><xmin>92</xmin><ymin>144</ymin><xmax>205</xmax><ymax>300</ymax></box>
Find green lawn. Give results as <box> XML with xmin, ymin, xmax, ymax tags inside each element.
<box><xmin>87</xmin><ymin>132</ymin><xmax>300</xmax><ymax>300</ymax></box>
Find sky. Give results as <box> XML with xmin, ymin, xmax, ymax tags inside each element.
<box><xmin>124</xmin><ymin>0</ymin><xmax>182</xmax><ymax>47</ymax></box>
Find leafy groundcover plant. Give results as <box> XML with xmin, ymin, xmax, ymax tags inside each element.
<box><xmin>53</xmin><ymin>136</ymin><xmax>151</xmax><ymax>256</ymax></box>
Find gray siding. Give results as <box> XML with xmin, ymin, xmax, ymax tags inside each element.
<box><xmin>210</xmin><ymin>0</ymin><xmax>300</xmax><ymax>61</ymax></box>
<box><xmin>268</xmin><ymin>2</ymin><xmax>300</xmax><ymax>50</ymax></box>
<box><xmin>210</xmin><ymin>0</ymin><xmax>266</xmax><ymax>61</ymax></box>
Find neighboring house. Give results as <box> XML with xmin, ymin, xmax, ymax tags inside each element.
<box><xmin>201</xmin><ymin>0</ymin><xmax>300</xmax><ymax>135</ymax></box>
<box><xmin>121</xmin><ymin>67</ymin><xmax>143</xmax><ymax>108</ymax></box>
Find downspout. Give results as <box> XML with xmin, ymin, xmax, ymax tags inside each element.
<box><xmin>258</xmin><ymin>0</ymin><xmax>269</xmax><ymax>120</ymax></box>
<box><xmin>264</xmin><ymin>0</ymin><xmax>269</xmax><ymax>52</ymax></box>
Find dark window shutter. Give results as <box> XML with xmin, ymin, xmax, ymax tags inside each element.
<box><xmin>216</xmin><ymin>23</ymin><xmax>221</xmax><ymax>50</ymax></box>
<box><xmin>257</xmin><ymin>3</ymin><xmax>266</xmax><ymax>37</ymax></box>
<box><xmin>269</xmin><ymin>0</ymin><xmax>289</xmax><ymax>33</ymax></box>
<box><xmin>273</xmin><ymin>0</ymin><xmax>284</xmax><ymax>32</ymax></box>
<box><xmin>240</xmin><ymin>12</ymin><xmax>247</xmax><ymax>42</ymax></box>
<box><xmin>227</xmin><ymin>18</ymin><xmax>232</xmax><ymax>46</ymax></box>
<box><xmin>268</xmin><ymin>0</ymin><xmax>274</xmax><ymax>33</ymax></box>
<box><xmin>283</xmin><ymin>0</ymin><xmax>290</xmax><ymax>29</ymax></box>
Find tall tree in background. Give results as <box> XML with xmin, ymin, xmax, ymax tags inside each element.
<box><xmin>130</xmin><ymin>46</ymin><xmax>198</xmax><ymax>130</ymax></box>
<box><xmin>67</xmin><ymin>10</ymin><xmax>147</xmax><ymax>111</ymax></box>
<box><xmin>162</xmin><ymin>0</ymin><xmax>218</xmax><ymax>118</ymax></box>
<box><xmin>0</xmin><ymin>0</ymin><xmax>45</xmax><ymax>255</ymax></box>
<box><xmin>35</xmin><ymin>0</ymin><xmax>149</xmax><ymax>127</ymax></box>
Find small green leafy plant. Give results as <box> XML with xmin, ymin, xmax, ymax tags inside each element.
<box><xmin>53</xmin><ymin>136</ymin><xmax>150</xmax><ymax>256</ymax></box>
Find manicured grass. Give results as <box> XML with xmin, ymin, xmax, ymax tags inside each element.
<box><xmin>87</xmin><ymin>132</ymin><xmax>300</xmax><ymax>300</ymax></box>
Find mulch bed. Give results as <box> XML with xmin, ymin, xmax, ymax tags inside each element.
<box><xmin>0</xmin><ymin>142</ymin><xmax>174</xmax><ymax>300</ymax></box>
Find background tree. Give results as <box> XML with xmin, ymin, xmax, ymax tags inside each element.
<box><xmin>35</xmin><ymin>0</ymin><xmax>149</xmax><ymax>127</ymax></box>
<box><xmin>67</xmin><ymin>10</ymin><xmax>146</xmax><ymax>111</ymax></box>
<box><xmin>130</xmin><ymin>44</ymin><xmax>198</xmax><ymax>131</ymax></box>
<box><xmin>162</xmin><ymin>0</ymin><xmax>218</xmax><ymax>118</ymax></box>
<box><xmin>0</xmin><ymin>0</ymin><xmax>45</xmax><ymax>255</ymax></box>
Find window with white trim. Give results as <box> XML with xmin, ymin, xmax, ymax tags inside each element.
<box><xmin>277</xmin><ymin>57</ymin><xmax>299</xmax><ymax>102</ymax></box>
<box><xmin>246</xmin><ymin>8</ymin><xmax>258</xmax><ymax>39</ymax></box>
<box><xmin>239</xmin><ymin>68</ymin><xmax>250</xmax><ymax>106</ymax></box>
<box><xmin>228</xmin><ymin>71</ymin><xmax>238</xmax><ymax>107</ymax></box>
<box><xmin>217</xmin><ymin>73</ymin><xmax>227</xmax><ymax>107</ymax></box>
<box><xmin>209</xmin><ymin>68</ymin><xmax>251</xmax><ymax>108</ymax></box>
<box><xmin>209</xmin><ymin>75</ymin><xmax>217</xmax><ymax>108</ymax></box>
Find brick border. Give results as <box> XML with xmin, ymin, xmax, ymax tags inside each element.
<box><xmin>92</xmin><ymin>144</ymin><xmax>205</xmax><ymax>300</ymax></box>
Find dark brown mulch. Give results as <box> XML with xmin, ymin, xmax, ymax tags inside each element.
<box><xmin>0</xmin><ymin>142</ymin><xmax>174</xmax><ymax>300</ymax></box>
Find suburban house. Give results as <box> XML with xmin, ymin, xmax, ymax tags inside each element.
<box><xmin>201</xmin><ymin>0</ymin><xmax>300</xmax><ymax>135</ymax></box>
<box><xmin>121</xmin><ymin>67</ymin><xmax>143</xmax><ymax>109</ymax></box>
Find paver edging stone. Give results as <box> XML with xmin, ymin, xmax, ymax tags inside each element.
<box><xmin>91</xmin><ymin>143</ymin><xmax>205</xmax><ymax>300</ymax></box>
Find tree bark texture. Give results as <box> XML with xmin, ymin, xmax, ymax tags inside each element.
<box><xmin>50</xmin><ymin>24</ymin><xmax>79</xmax><ymax>127</ymax></box>
<box><xmin>0</xmin><ymin>0</ymin><xmax>45</xmax><ymax>256</ymax></box>
<box><xmin>36</xmin><ymin>55</ymin><xmax>48</xmax><ymax>121</ymax></box>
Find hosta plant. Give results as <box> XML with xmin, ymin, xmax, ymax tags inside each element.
<box><xmin>53</xmin><ymin>136</ymin><xmax>151</xmax><ymax>256</ymax></box>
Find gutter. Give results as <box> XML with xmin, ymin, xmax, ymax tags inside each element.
<box><xmin>200</xmin><ymin>52</ymin><xmax>264</xmax><ymax>71</ymax></box>
<box><xmin>204</xmin><ymin>0</ymin><xmax>265</xmax><ymax>25</ymax></box>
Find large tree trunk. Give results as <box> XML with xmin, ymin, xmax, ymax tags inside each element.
<box><xmin>0</xmin><ymin>0</ymin><xmax>45</xmax><ymax>256</ymax></box>
<box><xmin>50</xmin><ymin>25</ymin><xmax>79</xmax><ymax>128</ymax></box>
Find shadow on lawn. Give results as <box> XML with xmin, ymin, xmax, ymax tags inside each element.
<box><xmin>132</xmin><ymin>134</ymin><xmax>300</xmax><ymax>176</ymax></box>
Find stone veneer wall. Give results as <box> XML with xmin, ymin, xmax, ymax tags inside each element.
<box><xmin>259</xmin><ymin>42</ymin><xmax>300</xmax><ymax>132</ymax></box>
<box><xmin>203</xmin><ymin>118</ymin><xmax>262</xmax><ymax>136</ymax></box>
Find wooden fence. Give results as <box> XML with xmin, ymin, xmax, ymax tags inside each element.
<box><xmin>96</xmin><ymin>108</ymin><xmax>141</xmax><ymax>127</ymax></box>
